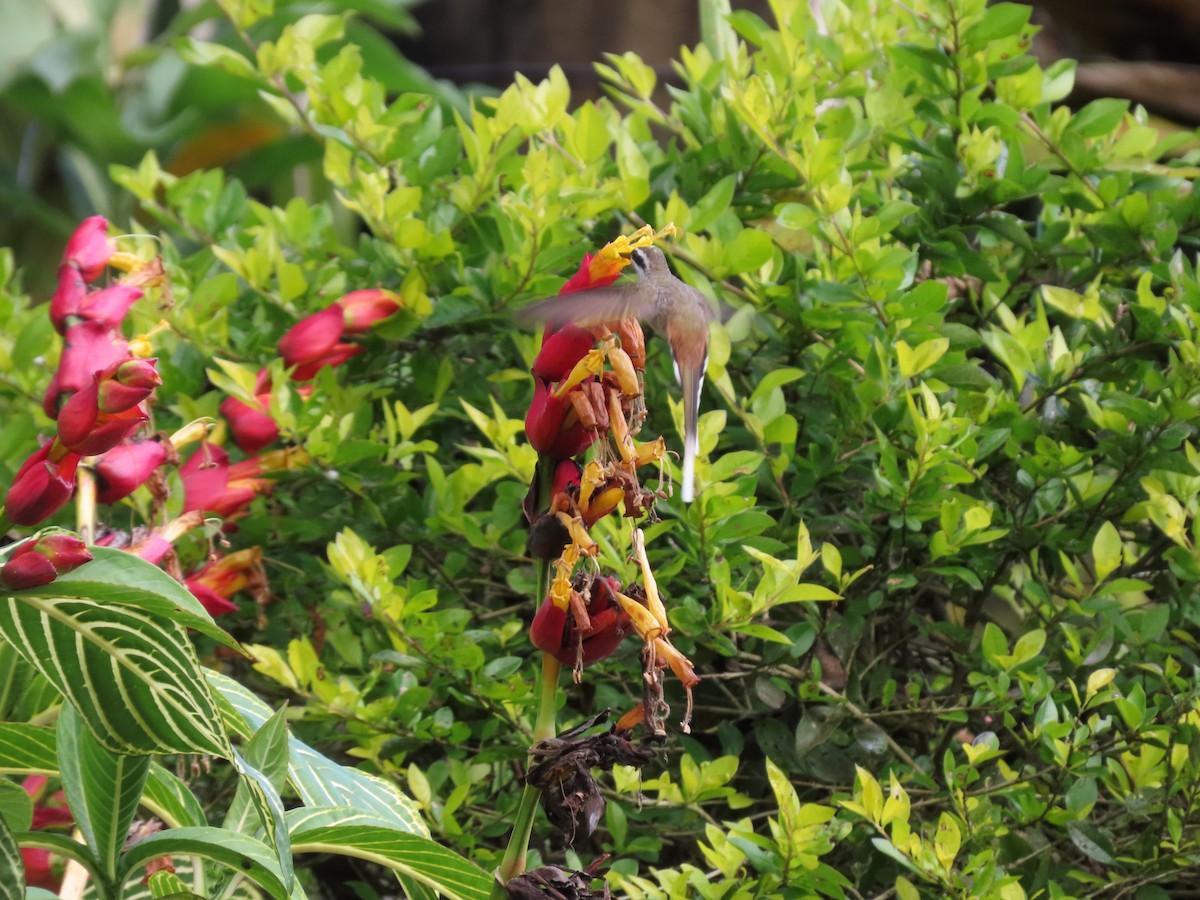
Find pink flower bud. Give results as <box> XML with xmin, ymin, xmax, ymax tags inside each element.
<box><xmin>278</xmin><ymin>305</ymin><xmax>345</xmax><ymax>369</ymax></box>
<box><xmin>5</xmin><ymin>442</ymin><xmax>82</xmax><ymax>526</ymax></box>
<box><xmin>62</xmin><ymin>216</ymin><xmax>116</xmax><ymax>282</ymax></box>
<box><xmin>1</xmin><ymin>534</ymin><xmax>92</xmax><ymax>590</ymax></box>
<box><xmin>49</xmin><ymin>265</ymin><xmax>87</xmax><ymax>333</ymax></box>
<box><xmin>95</xmin><ymin>439</ymin><xmax>168</xmax><ymax>504</ymax></box>
<box><xmin>97</xmin><ymin>359</ymin><xmax>160</xmax><ymax>413</ymax></box>
<box><xmin>339</xmin><ymin>289</ymin><xmax>401</xmax><ymax>334</ymax></box>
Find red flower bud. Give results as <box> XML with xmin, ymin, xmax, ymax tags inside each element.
<box><xmin>185</xmin><ymin>548</ymin><xmax>265</xmax><ymax>616</ymax></box>
<box><xmin>62</xmin><ymin>216</ymin><xmax>115</xmax><ymax>282</ymax></box>
<box><xmin>529</xmin><ymin>575</ymin><xmax>629</xmax><ymax>668</ymax></box>
<box><xmin>180</xmin><ymin>443</ymin><xmax>271</xmax><ymax>519</ymax></box>
<box><xmin>290</xmin><ymin>343</ymin><xmax>363</xmax><ymax>382</ymax></box>
<box><xmin>339</xmin><ymin>289</ymin><xmax>401</xmax><ymax>334</ymax></box>
<box><xmin>95</xmin><ymin>439</ymin><xmax>168</xmax><ymax>504</ymax></box>
<box><xmin>5</xmin><ymin>442</ymin><xmax>82</xmax><ymax>526</ymax></box>
<box><xmin>279</xmin><ymin>305</ymin><xmax>345</xmax><ymax>369</ymax></box>
<box><xmin>57</xmin><ymin>371</ymin><xmax>150</xmax><ymax>456</ymax></box>
<box><xmin>220</xmin><ymin>395</ymin><xmax>279</xmax><ymax>454</ymax></box>
<box><xmin>45</xmin><ymin>322</ymin><xmax>131</xmax><ymax>416</ymax></box>
<box><xmin>532</xmin><ymin>325</ymin><xmax>596</xmax><ymax>382</ymax></box>
<box><xmin>0</xmin><ymin>550</ymin><xmax>55</xmax><ymax>590</ymax></box>
<box><xmin>525</xmin><ymin>380</ymin><xmax>595</xmax><ymax>459</ymax></box>
<box><xmin>1</xmin><ymin>534</ymin><xmax>92</xmax><ymax>590</ymax></box>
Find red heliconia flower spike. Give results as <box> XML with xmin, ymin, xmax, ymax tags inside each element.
<box><xmin>279</xmin><ymin>305</ymin><xmax>345</xmax><ymax>369</ymax></box>
<box><xmin>289</xmin><ymin>342</ymin><xmax>364</xmax><ymax>381</ymax></box>
<box><xmin>339</xmin><ymin>289</ymin><xmax>401</xmax><ymax>334</ymax></box>
<box><xmin>4</xmin><ymin>443</ymin><xmax>82</xmax><ymax>526</ymax></box>
<box><xmin>95</xmin><ymin>439</ymin><xmax>168</xmax><ymax>504</ymax></box>
<box><xmin>1</xmin><ymin>534</ymin><xmax>92</xmax><ymax>590</ymax></box>
<box><xmin>525</xmin><ymin>381</ymin><xmax>596</xmax><ymax>460</ymax></box>
<box><xmin>62</xmin><ymin>216</ymin><xmax>115</xmax><ymax>282</ymax></box>
<box><xmin>532</xmin><ymin>325</ymin><xmax>596</xmax><ymax>382</ymax></box>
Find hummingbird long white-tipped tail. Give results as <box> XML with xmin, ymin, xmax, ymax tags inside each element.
<box><xmin>681</xmin><ymin>434</ymin><xmax>697</xmax><ymax>503</ymax></box>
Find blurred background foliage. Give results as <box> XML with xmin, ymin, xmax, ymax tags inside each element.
<box><xmin>5</xmin><ymin>0</ymin><xmax>1200</xmax><ymax>897</ymax></box>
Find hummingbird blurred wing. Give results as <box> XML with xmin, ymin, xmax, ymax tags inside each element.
<box><xmin>516</xmin><ymin>284</ymin><xmax>656</xmax><ymax>330</ymax></box>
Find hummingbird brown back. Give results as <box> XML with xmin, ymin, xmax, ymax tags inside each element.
<box><xmin>518</xmin><ymin>246</ymin><xmax>713</xmax><ymax>502</ymax></box>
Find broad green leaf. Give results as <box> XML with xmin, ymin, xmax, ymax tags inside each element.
<box><xmin>227</xmin><ymin>748</ymin><xmax>293</xmax><ymax>894</ymax></box>
<box><xmin>0</xmin><ymin>809</ymin><xmax>22</xmax><ymax>900</ymax></box>
<box><xmin>0</xmin><ymin>724</ymin><xmax>56</xmax><ymax>774</ymax></box>
<box><xmin>0</xmin><ymin>779</ymin><xmax>32</xmax><ymax>833</ymax></box>
<box><xmin>1092</xmin><ymin>521</ymin><xmax>1122</xmax><ymax>583</ymax></box>
<box><xmin>961</xmin><ymin>3</ymin><xmax>1031</xmax><ymax>47</ymax></box>
<box><xmin>896</xmin><ymin>338</ymin><xmax>949</xmax><ymax>378</ymax></box>
<box><xmin>147</xmin><ymin>869</ymin><xmax>204</xmax><ymax>898</ymax></box>
<box><xmin>288</xmin><ymin>808</ymin><xmax>491</xmax><ymax>900</ymax></box>
<box><xmin>118</xmin><ymin>828</ymin><xmax>289</xmax><ymax>900</ymax></box>
<box><xmin>58</xmin><ymin>705</ymin><xmax>150</xmax><ymax>878</ymax></box>
<box><xmin>223</xmin><ymin>705</ymin><xmax>291</xmax><ymax>838</ymax></box>
<box><xmin>144</xmin><ymin>765</ymin><xmax>207</xmax><ymax>829</ymax></box>
<box><xmin>208</xmin><ymin>672</ymin><xmax>426</xmax><ymax>835</ymax></box>
<box><xmin>0</xmin><ymin>589</ymin><xmax>229</xmax><ymax>757</ymax></box>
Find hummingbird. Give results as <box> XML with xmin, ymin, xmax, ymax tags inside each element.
<box><xmin>518</xmin><ymin>246</ymin><xmax>713</xmax><ymax>502</ymax></box>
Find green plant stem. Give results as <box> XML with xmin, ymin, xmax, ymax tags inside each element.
<box><xmin>0</xmin><ymin>508</ymin><xmax>10</xmax><ymax>535</ymax></box>
<box><xmin>493</xmin><ymin>542</ymin><xmax>562</xmax><ymax>894</ymax></box>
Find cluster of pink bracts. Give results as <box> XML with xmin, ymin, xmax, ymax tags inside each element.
<box><xmin>1</xmin><ymin>217</ymin><xmax>400</xmax><ymax>620</ymax></box>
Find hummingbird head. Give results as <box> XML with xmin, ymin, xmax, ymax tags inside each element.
<box><xmin>628</xmin><ymin>245</ymin><xmax>670</xmax><ymax>280</ymax></box>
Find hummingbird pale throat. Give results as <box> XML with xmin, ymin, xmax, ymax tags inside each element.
<box><xmin>518</xmin><ymin>246</ymin><xmax>713</xmax><ymax>503</ymax></box>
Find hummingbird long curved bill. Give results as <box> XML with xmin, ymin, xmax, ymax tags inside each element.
<box><xmin>518</xmin><ymin>246</ymin><xmax>713</xmax><ymax>502</ymax></box>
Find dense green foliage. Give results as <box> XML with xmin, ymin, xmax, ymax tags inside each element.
<box><xmin>4</xmin><ymin>0</ymin><xmax>1200</xmax><ymax>897</ymax></box>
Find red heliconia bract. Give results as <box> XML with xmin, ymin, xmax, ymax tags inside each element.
<box><xmin>279</xmin><ymin>304</ymin><xmax>345</xmax><ymax>369</ymax></box>
<box><xmin>525</xmin><ymin>380</ymin><xmax>595</xmax><ymax>460</ymax></box>
<box><xmin>62</xmin><ymin>216</ymin><xmax>115</xmax><ymax>282</ymax></box>
<box><xmin>95</xmin><ymin>439</ymin><xmax>168</xmax><ymax>504</ymax></box>
<box><xmin>532</xmin><ymin>324</ymin><xmax>596</xmax><ymax>382</ymax></box>
<box><xmin>339</xmin><ymin>289</ymin><xmax>401</xmax><ymax>333</ymax></box>
<box><xmin>4</xmin><ymin>442</ymin><xmax>82</xmax><ymax>526</ymax></box>
<box><xmin>529</xmin><ymin>575</ymin><xmax>630</xmax><ymax>668</ymax></box>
